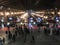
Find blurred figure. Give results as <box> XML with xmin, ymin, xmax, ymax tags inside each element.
<box><xmin>8</xmin><ymin>31</ymin><xmax>12</xmax><ymax>40</ymax></box>
<box><xmin>56</xmin><ymin>30</ymin><xmax>59</xmax><ymax>35</ymax></box>
<box><xmin>57</xmin><ymin>24</ymin><xmax>60</xmax><ymax>35</ymax></box>
<box><xmin>49</xmin><ymin>23</ymin><xmax>54</xmax><ymax>36</ymax></box>
<box><xmin>24</xmin><ymin>25</ymin><xmax>30</xmax><ymax>42</ymax></box>
<box><xmin>44</xmin><ymin>27</ymin><xmax>47</xmax><ymax>35</ymax></box>
<box><xmin>0</xmin><ymin>38</ymin><xmax>3</xmax><ymax>45</ymax></box>
<box><xmin>20</xmin><ymin>26</ymin><xmax>24</xmax><ymax>36</ymax></box>
<box><xmin>31</xmin><ymin>30</ymin><xmax>35</xmax><ymax>42</ymax></box>
<box><xmin>5</xmin><ymin>31</ymin><xmax>8</xmax><ymax>34</ymax></box>
<box><xmin>2</xmin><ymin>37</ymin><xmax>5</xmax><ymax>44</ymax></box>
<box><xmin>12</xmin><ymin>34</ymin><xmax>16</xmax><ymax>41</ymax></box>
<box><xmin>15</xmin><ymin>29</ymin><xmax>17</xmax><ymax>37</ymax></box>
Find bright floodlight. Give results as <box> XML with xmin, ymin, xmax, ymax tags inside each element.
<box><xmin>36</xmin><ymin>11</ymin><xmax>45</xmax><ymax>14</ymax></box>
<box><xmin>46</xmin><ymin>22</ymin><xmax>48</xmax><ymax>24</ymax></box>
<box><xmin>1</xmin><ymin>19</ymin><xmax>4</xmax><ymax>22</ymax></box>
<box><xmin>7</xmin><ymin>22</ymin><xmax>10</xmax><ymax>25</ymax></box>
<box><xmin>56</xmin><ymin>17</ymin><xmax>58</xmax><ymax>20</ymax></box>
<box><xmin>2</xmin><ymin>24</ymin><xmax>4</xmax><ymax>28</ymax></box>
<box><xmin>32</xmin><ymin>13</ymin><xmax>44</xmax><ymax>17</ymax></box>
<box><xmin>30</xmin><ymin>20</ymin><xmax>33</xmax><ymax>22</ymax></box>
<box><xmin>20</xmin><ymin>13</ymin><xmax>28</xmax><ymax>19</ymax></box>
<box><xmin>17</xmin><ymin>18</ymin><xmax>20</xmax><ymax>22</ymax></box>
<box><xmin>20</xmin><ymin>22</ymin><xmax>23</xmax><ymax>25</ymax></box>
<box><xmin>56</xmin><ymin>20</ymin><xmax>59</xmax><ymax>22</ymax></box>
<box><xmin>51</xmin><ymin>12</ymin><xmax>54</xmax><ymax>14</ymax></box>
<box><xmin>29</xmin><ymin>23</ymin><xmax>32</xmax><ymax>27</ymax></box>
<box><xmin>9</xmin><ymin>17</ymin><xmax>12</xmax><ymax>20</ymax></box>
<box><xmin>11</xmin><ymin>12</ymin><xmax>14</xmax><ymax>15</ymax></box>
<box><xmin>33</xmin><ymin>22</ymin><xmax>36</xmax><ymax>24</ymax></box>
<box><xmin>5</xmin><ymin>12</ymin><xmax>10</xmax><ymax>16</ymax></box>
<box><xmin>43</xmin><ymin>16</ymin><xmax>48</xmax><ymax>19</ymax></box>
<box><xmin>25</xmin><ymin>19</ymin><xmax>27</xmax><ymax>22</ymax></box>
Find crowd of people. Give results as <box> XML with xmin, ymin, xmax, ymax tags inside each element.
<box><xmin>44</xmin><ymin>23</ymin><xmax>60</xmax><ymax>36</ymax></box>
<box><xmin>3</xmin><ymin>24</ymin><xmax>35</xmax><ymax>44</ymax></box>
<box><xmin>0</xmin><ymin>22</ymin><xmax>60</xmax><ymax>45</ymax></box>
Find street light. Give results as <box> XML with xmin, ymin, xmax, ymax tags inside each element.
<box><xmin>7</xmin><ymin>22</ymin><xmax>10</xmax><ymax>25</ymax></box>
<box><xmin>43</xmin><ymin>16</ymin><xmax>48</xmax><ymax>19</ymax></box>
<box><xmin>5</xmin><ymin>12</ymin><xmax>10</xmax><ymax>16</ymax></box>
<box><xmin>58</xmin><ymin>12</ymin><xmax>60</xmax><ymax>15</ymax></box>
<box><xmin>33</xmin><ymin>22</ymin><xmax>36</xmax><ymax>24</ymax></box>
<box><xmin>11</xmin><ymin>12</ymin><xmax>14</xmax><ymax>15</ymax></box>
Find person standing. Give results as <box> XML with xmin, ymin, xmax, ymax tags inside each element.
<box><xmin>44</xmin><ymin>27</ymin><xmax>47</xmax><ymax>35</ymax></box>
<box><xmin>0</xmin><ymin>38</ymin><xmax>3</xmax><ymax>45</ymax></box>
<box><xmin>24</xmin><ymin>25</ymin><xmax>30</xmax><ymax>42</ymax></box>
<box><xmin>2</xmin><ymin>37</ymin><xmax>5</xmax><ymax>44</ymax></box>
<box><xmin>12</xmin><ymin>34</ymin><xmax>16</xmax><ymax>41</ymax></box>
<box><xmin>31</xmin><ymin>30</ymin><xmax>35</xmax><ymax>42</ymax></box>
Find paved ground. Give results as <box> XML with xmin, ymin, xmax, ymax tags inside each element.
<box><xmin>7</xmin><ymin>30</ymin><xmax>60</xmax><ymax>45</ymax></box>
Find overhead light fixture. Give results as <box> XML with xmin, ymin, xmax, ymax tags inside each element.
<box><xmin>11</xmin><ymin>12</ymin><xmax>14</xmax><ymax>15</ymax></box>
<box><xmin>5</xmin><ymin>12</ymin><xmax>10</xmax><ymax>16</ymax></box>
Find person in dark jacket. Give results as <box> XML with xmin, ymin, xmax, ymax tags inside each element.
<box><xmin>56</xmin><ymin>30</ymin><xmax>59</xmax><ymax>35</ymax></box>
<box><xmin>24</xmin><ymin>25</ymin><xmax>30</xmax><ymax>42</ymax></box>
<box><xmin>8</xmin><ymin>31</ymin><xmax>12</xmax><ymax>40</ymax></box>
<box><xmin>3</xmin><ymin>37</ymin><xmax>5</xmax><ymax>44</ymax></box>
<box><xmin>44</xmin><ymin>27</ymin><xmax>47</xmax><ymax>35</ymax></box>
<box><xmin>31</xmin><ymin>30</ymin><xmax>35</xmax><ymax>43</ymax></box>
<box><xmin>12</xmin><ymin>34</ymin><xmax>16</xmax><ymax>41</ymax></box>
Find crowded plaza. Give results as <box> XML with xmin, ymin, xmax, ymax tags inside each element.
<box><xmin>0</xmin><ymin>0</ymin><xmax>60</xmax><ymax>45</ymax></box>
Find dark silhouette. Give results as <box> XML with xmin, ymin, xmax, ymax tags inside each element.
<box><xmin>24</xmin><ymin>25</ymin><xmax>30</xmax><ymax>42</ymax></box>
<box><xmin>3</xmin><ymin>37</ymin><xmax>5</xmax><ymax>44</ymax></box>
<box><xmin>8</xmin><ymin>31</ymin><xmax>12</xmax><ymax>40</ymax></box>
<box><xmin>12</xmin><ymin>34</ymin><xmax>16</xmax><ymax>41</ymax></box>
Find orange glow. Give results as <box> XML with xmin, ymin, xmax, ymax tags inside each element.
<box><xmin>0</xmin><ymin>27</ymin><xmax>15</xmax><ymax>31</ymax></box>
<box><xmin>0</xmin><ymin>12</ymin><xmax>4</xmax><ymax>15</ymax></box>
<box><xmin>5</xmin><ymin>12</ymin><xmax>10</xmax><ymax>16</ymax></box>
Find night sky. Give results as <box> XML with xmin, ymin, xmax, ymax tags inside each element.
<box><xmin>0</xmin><ymin>0</ymin><xmax>60</xmax><ymax>10</ymax></box>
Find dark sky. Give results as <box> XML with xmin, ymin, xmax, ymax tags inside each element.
<box><xmin>21</xmin><ymin>0</ymin><xmax>56</xmax><ymax>10</ymax></box>
<box><xmin>0</xmin><ymin>0</ymin><xmax>60</xmax><ymax>10</ymax></box>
